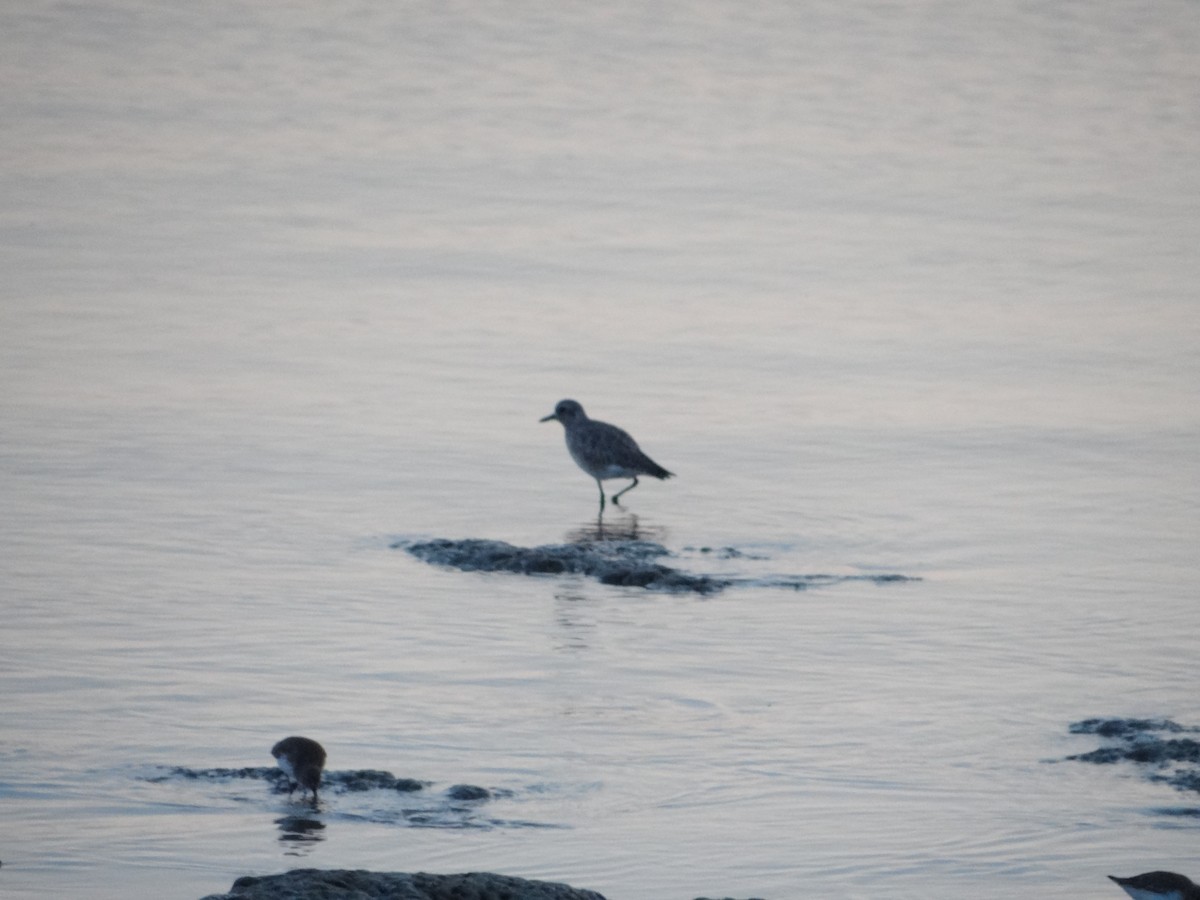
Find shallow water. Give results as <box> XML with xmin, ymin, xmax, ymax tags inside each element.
<box><xmin>2</xmin><ymin>1</ymin><xmax>1199</xmax><ymax>898</ymax></box>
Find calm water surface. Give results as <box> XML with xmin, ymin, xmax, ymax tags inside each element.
<box><xmin>2</xmin><ymin>2</ymin><xmax>1198</xmax><ymax>898</ymax></box>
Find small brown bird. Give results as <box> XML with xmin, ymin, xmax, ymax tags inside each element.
<box><xmin>271</xmin><ymin>736</ymin><xmax>326</xmax><ymax>804</ymax></box>
<box><xmin>1109</xmin><ymin>872</ymin><xmax>1200</xmax><ymax>900</ymax></box>
<box><xmin>540</xmin><ymin>399</ymin><xmax>673</xmax><ymax>511</ymax></box>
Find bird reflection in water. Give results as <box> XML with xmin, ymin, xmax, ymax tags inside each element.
<box><xmin>565</xmin><ymin>511</ymin><xmax>666</xmax><ymax>545</ymax></box>
<box><xmin>275</xmin><ymin>815</ymin><xmax>325</xmax><ymax>855</ymax></box>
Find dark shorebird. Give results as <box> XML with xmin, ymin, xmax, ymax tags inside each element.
<box><xmin>271</xmin><ymin>736</ymin><xmax>326</xmax><ymax>805</ymax></box>
<box><xmin>1109</xmin><ymin>872</ymin><xmax>1200</xmax><ymax>900</ymax></box>
<box><xmin>540</xmin><ymin>399</ymin><xmax>673</xmax><ymax>512</ymax></box>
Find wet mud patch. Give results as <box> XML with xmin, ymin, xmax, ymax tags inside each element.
<box><xmin>145</xmin><ymin>767</ymin><xmax>544</xmax><ymax>830</ymax></box>
<box><xmin>398</xmin><ymin>538</ymin><xmax>917</xmax><ymax>594</ymax></box>
<box><xmin>1064</xmin><ymin>718</ymin><xmax>1200</xmax><ymax>809</ymax></box>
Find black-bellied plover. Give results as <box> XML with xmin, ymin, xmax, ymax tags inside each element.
<box><xmin>540</xmin><ymin>399</ymin><xmax>673</xmax><ymax>511</ymax></box>
<box><xmin>1109</xmin><ymin>872</ymin><xmax>1200</xmax><ymax>900</ymax></box>
<box><xmin>271</xmin><ymin>736</ymin><xmax>326</xmax><ymax>804</ymax></box>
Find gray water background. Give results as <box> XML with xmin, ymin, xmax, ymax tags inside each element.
<box><xmin>2</xmin><ymin>1</ymin><xmax>1198</xmax><ymax>898</ymax></box>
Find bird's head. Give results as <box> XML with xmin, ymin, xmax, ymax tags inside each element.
<box><xmin>540</xmin><ymin>399</ymin><xmax>586</xmax><ymax>425</ymax></box>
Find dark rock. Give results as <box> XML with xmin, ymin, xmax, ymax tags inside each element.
<box><xmin>325</xmin><ymin>770</ymin><xmax>430</xmax><ymax>793</ymax></box>
<box><xmin>1069</xmin><ymin>718</ymin><xmax>1189</xmax><ymax>738</ymax></box>
<box><xmin>1161</xmin><ymin>770</ymin><xmax>1200</xmax><ymax>793</ymax></box>
<box><xmin>328</xmin><ymin>769</ymin><xmax>398</xmax><ymax>791</ymax></box>
<box><xmin>198</xmin><ymin>868</ymin><xmax>607</xmax><ymax>900</ymax></box>
<box><xmin>446</xmin><ymin>784</ymin><xmax>491</xmax><ymax>801</ymax></box>
<box><xmin>403</xmin><ymin>538</ymin><xmax>728</xmax><ymax>594</ymax></box>
<box><xmin>147</xmin><ymin>767</ymin><xmax>535</xmax><ymax>830</ymax></box>
<box><xmin>170</xmin><ymin>766</ymin><xmax>278</xmax><ymax>781</ymax></box>
<box><xmin>1066</xmin><ymin>720</ymin><xmax>1200</xmax><ymax>767</ymax></box>
<box><xmin>398</xmin><ymin>537</ymin><xmax>917</xmax><ymax>594</ymax></box>
<box><xmin>1128</xmin><ymin>739</ymin><xmax>1200</xmax><ymax>765</ymax></box>
<box><xmin>153</xmin><ymin>767</ymin><xmax>430</xmax><ymax>795</ymax></box>
<box><xmin>1065</xmin><ymin>717</ymin><xmax>1200</xmax><ymax>800</ymax></box>
<box><xmin>1068</xmin><ymin>747</ymin><xmax>1126</xmax><ymax>764</ymax></box>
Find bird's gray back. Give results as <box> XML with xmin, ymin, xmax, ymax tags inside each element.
<box><xmin>565</xmin><ymin>418</ymin><xmax>668</xmax><ymax>478</ymax></box>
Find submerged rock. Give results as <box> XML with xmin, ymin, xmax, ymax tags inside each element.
<box><xmin>1065</xmin><ymin>717</ymin><xmax>1200</xmax><ymax>799</ymax></box>
<box><xmin>324</xmin><ymin>769</ymin><xmax>428</xmax><ymax>793</ymax></box>
<box><xmin>148</xmin><ymin>767</ymin><xmax>539</xmax><ymax>830</ymax></box>
<box><xmin>1070</xmin><ymin>717</ymin><xmax>1190</xmax><ymax>739</ymax></box>
<box><xmin>399</xmin><ymin>537</ymin><xmax>917</xmax><ymax>594</ymax></box>
<box><xmin>1165</xmin><ymin>771</ymin><xmax>1200</xmax><ymax>793</ymax></box>
<box><xmin>1153</xmin><ymin>806</ymin><xmax>1200</xmax><ymax>817</ymax></box>
<box><xmin>403</xmin><ymin>538</ymin><xmax>729</xmax><ymax>594</ymax></box>
<box><xmin>154</xmin><ymin>766</ymin><xmax>432</xmax><ymax>795</ymax></box>
<box><xmin>199</xmin><ymin>868</ymin><xmax>607</xmax><ymax>900</ymax></box>
<box><xmin>1066</xmin><ymin>738</ymin><xmax>1200</xmax><ymax>767</ymax></box>
<box><xmin>446</xmin><ymin>784</ymin><xmax>491</xmax><ymax>801</ymax></box>
<box><xmin>161</xmin><ymin>766</ymin><xmax>278</xmax><ymax>782</ymax></box>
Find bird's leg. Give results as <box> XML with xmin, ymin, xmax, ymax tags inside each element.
<box><xmin>612</xmin><ymin>477</ymin><xmax>639</xmax><ymax>505</ymax></box>
<box><xmin>595</xmin><ymin>479</ymin><xmax>606</xmax><ymax>513</ymax></box>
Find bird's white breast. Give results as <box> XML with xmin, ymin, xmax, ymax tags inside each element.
<box><xmin>275</xmin><ymin>756</ymin><xmax>297</xmax><ymax>781</ymax></box>
<box><xmin>1118</xmin><ymin>889</ymin><xmax>1183</xmax><ymax>900</ymax></box>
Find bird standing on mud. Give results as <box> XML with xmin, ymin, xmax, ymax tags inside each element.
<box><xmin>540</xmin><ymin>399</ymin><xmax>674</xmax><ymax>512</ymax></box>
